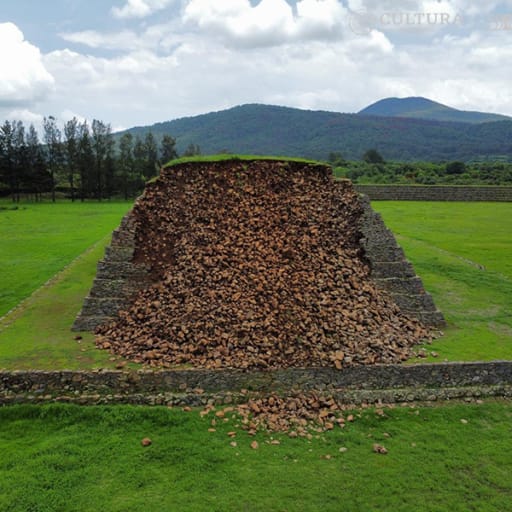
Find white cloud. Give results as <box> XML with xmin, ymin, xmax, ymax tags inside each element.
<box><xmin>60</xmin><ymin>30</ymin><xmax>140</xmax><ymax>50</ymax></box>
<box><xmin>111</xmin><ymin>0</ymin><xmax>175</xmax><ymax>19</ymax></box>
<box><xmin>427</xmin><ymin>78</ymin><xmax>512</xmax><ymax>115</ymax></box>
<box><xmin>60</xmin><ymin>109</ymin><xmax>87</xmax><ymax>125</ymax></box>
<box><xmin>0</xmin><ymin>23</ymin><xmax>54</xmax><ymax>107</ymax></box>
<box><xmin>60</xmin><ymin>20</ymin><xmax>184</xmax><ymax>52</ymax></box>
<box><xmin>183</xmin><ymin>0</ymin><xmax>348</xmax><ymax>47</ymax></box>
<box><xmin>5</xmin><ymin>108</ymin><xmax>44</xmax><ymax>127</ymax></box>
<box><xmin>25</xmin><ymin>0</ymin><xmax>512</xmax><ymax>131</ymax></box>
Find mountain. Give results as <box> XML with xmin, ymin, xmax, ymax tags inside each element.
<box><xmin>120</xmin><ymin>103</ymin><xmax>512</xmax><ymax>162</ymax></box>
<box><xmin>358</xmin><ymin>97</ymin><xmax>512</xmax><ymax>124</ymax></box>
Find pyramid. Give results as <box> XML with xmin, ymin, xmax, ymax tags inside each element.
<box><xmin>73</xmin><ymin>158</ymin><xmax>444</xmax><ymax>369</ymax></box>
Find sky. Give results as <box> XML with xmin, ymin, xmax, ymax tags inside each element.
<box><xmin>1</xmin><ymin>0</ymin><xmax>512</xmax><ymax>132</ymax></box>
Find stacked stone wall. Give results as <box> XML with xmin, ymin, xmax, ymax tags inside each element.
<box><xmin>358</xmin><ymin>194</ymin><xmax>445</xmax><ymax>326</ymax></box>
<box><xmin>72</xmin><ymin>211</ymin><xmax>152</xmax><ymax>331</ymax></box>
<box><xmin>1</xmin><ymin>362</ymin><xmax>511</xmax><ymax>406</ymax></box>
<box><xmin>355</xmin><ymin>185</ymin><xmax>512</xmax><ymax>202</ymax></box>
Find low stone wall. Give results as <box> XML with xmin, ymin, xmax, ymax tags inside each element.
<box><xmin>355</xmin><ymin>185</ymin><xmax>512</xmax><ymax>202</ymax></box>
<box><xmin>1</xmin><ymin>362</ymin><xmax>511</xmax><ymax>407</ymax></box>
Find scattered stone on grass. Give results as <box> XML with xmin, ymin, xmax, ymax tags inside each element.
<box><xmin>372</xmin><ymin>443</ymin><xmax>388</xmax><ymax>454</ymax></box>
<box><xmin>199</xmin><ymin>391</ymin><xmax>368</xmax><ymax>438</ymax></box>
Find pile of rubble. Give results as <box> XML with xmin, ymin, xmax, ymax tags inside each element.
<box><xmin>96</xmin><ymin>159</ymin><xmax>430</xmax><ymax>368</ymax></box>
<box><xmin>201</xmin><ymin>393</ymin><xmax>355</xmax><ymax>437</ymax></box>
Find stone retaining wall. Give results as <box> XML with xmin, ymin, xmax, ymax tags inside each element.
<box><xmin>72</xmin><ymin>211</ymin><xmax>152</xmax><ymax>331</ymax></box>
<box><xmin>355</xmin><ymin>185</ymin><xmax>512</xmax><ymax>202</ymax></box>
<box><xmin>358</xmin><ymin>195</ymin><xmax>445</xmax><ymax>326</ymax></box>
<box><xmin>1</xmin><ymin>362</ymin><xmax>511</xmax><ymax>406</ymax></box>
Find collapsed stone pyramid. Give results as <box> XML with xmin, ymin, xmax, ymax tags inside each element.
<box><xmin>74</xmin><ymin>158</ymin><xmax>444</xmax><ymax>369</ymax></box>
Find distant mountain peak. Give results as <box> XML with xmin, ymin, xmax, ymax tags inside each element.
<box><xmin>358</xmin><ymin>97</ymin><xmax>511</xmax><ymax>124</ymax></box>
<box><xmin>118</xmin><ymin>102</ymin><xmax>512</xmax><ymax>162</ymax></box>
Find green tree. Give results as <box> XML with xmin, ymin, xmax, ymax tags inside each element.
<box><xmin>160</xmin><ymin>134</ymin><xmax>178</xmax><ymax>165</ymax></box>
<box><xmin>143</xmin><ymin>132</ymin><xmax>158</xmax><ymax>180</ymax></box>
<box><xmin>64</xmin><ymin>118</ymin><xmax>79</xmax><ymax>201</ymax></box>
<box><xmin>362</xmin><ymin>148</ymin><xmax>385</xmax><ymax>164</ymax></box>
<box><xmin>43</xmin><ymin>116</ymin><xmax>63</xmax><ymax>203</ymax></box>
<box><xmin>328</xmin><ymin>152</ymin><xmax>345</xmax><ymax>166</ymax></box>
<box><xmin>25</xmin><ymin>124</ymin><xmax>50</xmax><ymax>201</ymax></box>
<box><xmin>77</xmin><ymin>121</ymin><xmax>95</xmax><ymax>201</ymax></box>
<box><xmin>12</xmin><ymin>121</ymin><xmax>28</xmax><ymax>202</ymax></box>
<box><xmin>446</xmin><ymin>161</ymin><xmax>467</xmax><ymax>175</ymax></box>
<box><xmin>91</xmin><ymin>119</ymin><xmax>114</xmax><ymax>200</ymax></box>
<box><xmin>0</xmin><ymin>121</ymin><xmax>15</xmax><ymax>200</ymax></box>
<box><xmin>118</xmin><ymin>133</ymin><xmax>134</xmax><ymax>200</ymax></box>
<box><xmin>133</xmin><ymin>136</ymin><xmax>146</xmax><ymax>182</ymax></box>
<box><xmin>183</xmin><ymin>143</ymin><xmax>201</xmax><ymax>157</ymax></box>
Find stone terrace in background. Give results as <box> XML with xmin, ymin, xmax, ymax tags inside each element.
<box><xmin>355</xmin><ymin>185</ymin><xmax>512</xmax><ymax>202</ymax></box>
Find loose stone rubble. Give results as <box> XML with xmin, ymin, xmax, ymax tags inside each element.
<box><xmin>96</xmin><ymin>159</ymin><xmax>431</xmax><ymax>369</ymax></box>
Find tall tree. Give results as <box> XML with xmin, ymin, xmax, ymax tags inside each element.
<box><xmin>118</xmin><ymin>133</ymin><xmax>134</xmax><ymax>200</ymax></box>
<box><xmin>0</xmin><ymin>121</ymin><xmax>15</xmax><ymax>200</ymax></box>
<box><xmin>183</xmin><ymin>143</ymin><xmax>201</xmax><ymax>157</ymax></box>
<box><xmin>64</xmin><ymin>117</ymin><xmax>79</xmax><ymax>201</ymax></box>
<box><xmin>25</xmin><ymin>124</ymin><xmax>49</xmax><ymax>201</ymax></box>
<box><xmin>91</xmin><ymin>119</ymin><xmax>113</xmax><ymax>200</ymax></box>
<box><xmin>159</xmin><ymin>134</ymin><xmax>178</xmax><ymax>165</ymax></box>
<box><xmin>104</xmin><ymin>132</ymin><xmax>116</xmax><ymax>199</ymax></box>
<box><xmin>43</xmin><ymin>116</ymin><xmax>63</xmax><ymax>202</ymax></box>
<box><xmin>362</xmin><ymin>148</ymin><xmax>385</xmax><ymax>164</ymax></box>
<box><xmin>12</xmin><ymin>121</ymin><xmax>28</xmax><ymax>202</ymax></box>
<box><xmin>77</xmin><ymin>121</ymin><xmax>94</xmax><ymax>201</ymax></box>
<box><xmin>133</xmin><ymin>135</ymin><xmax>146</xmax><ymax>182</ymax></box>
<box><xmin>143</xmin><ymin>131</ymin><xmax>158</xmax><ymax>180</ymax></box>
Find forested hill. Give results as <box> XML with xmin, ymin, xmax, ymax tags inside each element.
<box><xmin>358</xmin><ymin>97</ymin><xmax>512</xmax><ymax>124</ymax></box>
<box><xmin>122</xmin><ymin>104</ymin><xmax>512</xmax><ymax>162</ymax></box>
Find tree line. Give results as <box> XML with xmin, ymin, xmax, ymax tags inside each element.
<box><xmin>329</xmin><ymin>153</ymin><xmax>512</xmax><ymax>185</ymax></box>
<box><xmin>0</xmin><ymin>117</ymin><xmax>194</xmax><ymax>202</ymax></box>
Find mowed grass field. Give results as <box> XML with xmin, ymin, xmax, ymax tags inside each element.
<box><xmin>1</xmin><ymin>199</ymin><xmax>511</xmax><ymax>368</ymax></box>
<box><xmin>373</xmin><ymin>202</ymin><xmax>512</xmax><ymax>362</ymax></box>
<box><xmin>0</xmin><ymin>401</ymin><xmax>511</xmax><ymax>512</ymax></box>
<box><xmin>0</xmin><ymin>200</ymin><xmax>132</xmax><ymax>370</ymax></box>
<box><xmin>0</xmin><ymin>200</ymin><xmax>132</xmax><ymax>317</ymax></box>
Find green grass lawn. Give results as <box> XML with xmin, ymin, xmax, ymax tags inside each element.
<box><xmin>0</xmin><ymin>236</ymin><xmax>132</xmax><ymax>370</ymax></box>
<box><xmin>0</xmin><ymin>200</ymin><xmax>132</xmax><ymax>370</ymax></box>
<box><xmin>0</xmin><ymin>401</ymin><xmax>510</xmax><ymax>512</ymax></box>
<box><xmin>0</xmin><ymin>200</ymin><xmax>132</xmax><ymax>318</ymax></box>
<box><xmin>373</xmin><ymin>202</ymin><xmax>512</xmax><ymax>362</ymax></box>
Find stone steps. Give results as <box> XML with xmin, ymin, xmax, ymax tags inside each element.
<box><xmin>358</xmin><ymin>194</ymin><xmax>445</xmax><ymax>328</ymax></box>
<box><xmin>72</xmin><ymin>210</ymin><xmax>152</xmax><ymax>332</ymax></box>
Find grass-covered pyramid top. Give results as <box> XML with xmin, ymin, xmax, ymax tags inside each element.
<box><xmin>164</xmin><ymin>153</ymin><xmax>324</xmax><ymax>167</ymax></box>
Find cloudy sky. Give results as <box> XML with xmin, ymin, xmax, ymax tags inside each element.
<box><xmin>1</xmin><ymin>0</ymin><xmax>512</xmax><ymax>132</ymax></box>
